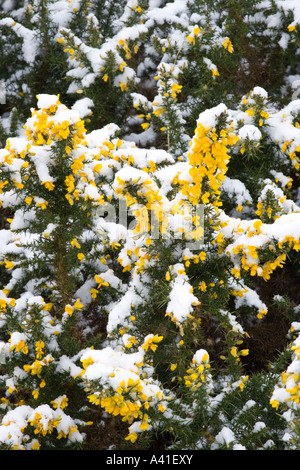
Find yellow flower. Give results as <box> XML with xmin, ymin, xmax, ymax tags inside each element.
<box><xmin>158</xmin><ymin>404</ymin><xmax>166</xmax><ymax>413</ymax></box>
<box><xmin>65</xmin><ymin>193</ymin><xmax>73</xmax><ymax>205</ymax></box>
<box><xmin>201</xmin><ymin>192</ymin><xmax>210</xmax><ymax>204</ymax></box>
<box><xmin>253</xmin><ymin>220</ymin><xmax>262</xmax><ymax>233</ymax></box>
<box><xmin>231</xmin><ymin>267</ymin><xmax>241</xmax><ymax>278</ymax></box>
<box><xmin>95</xmin><ymin>274</ymin><xmax>109</xmax><ymax>287</ymax></box>
<box><xmin>125</xmin><ymin>336</ymin><xmax>138</xmax><ymax>348</ymax></box>
<box><xmin>32</xmin><ymin>441</ymin><xmax>40</xmax><ymax>450</ymax></box>
<box><xmin>222</xmin><ymin>37</ymin><xmax>234</xmax><ymax>53</ymax></box>
<box><xmin>71</xmin><ymin>238</ymin><xmax>81</xmax><ymax>249</ymax></box>
<box><xmin>31</xmin><ymin>360</ymin><xmax>43</xmax><ymax>376</ymax></box>
<box><xmin>90</xmin><ymin>288</ymin><xmax>99</xmax><ymax>299</ymax></box>
<box><xmin>77</xmin><ymin>253</ymin><xmax>85</xmax><ymax>261</ymax></box>
<box><xmin>13</xmin><ymin>180</ymin><xmax>24</xmax><ymax>189</ymax></box>
<box><xmin>93</xmin><ymin>163</ymin><xmax>102</xmax><ymax>173</ymax></box>
<box><xmin>240</xmin><ymin>349</ymin><xmax>249</xmax><ymax>356</ymax></box>
<box><xmin>125</xmin><ymin>432</ymin><xmax>138</xmax><ymax>443</ymax></box>
<box><xmin>43</xmin><ymin>302</ymin><xmax>53</xmax><ymax>311</ymax></box>
<box><xmin>270</xmin><ymin>399</ymin><xmax>279</xmax><ymax>409</ymax></box>
<box><xmin>187</xmin><ymin>35</ymin><xmax>195</xmax><ymax>45</ymax></box>
<box><xmin>10</xmin><ymin>339</ymin><xmax>28</xmax><ymax>355</ymax></box>
<box><xmin>110</xmin><ymin>241</ymin><xmax>121</xmax><ymax>250</ymax></box>
<box><xmin>171</xmin><ymin>82</ymin><xmax>182</xmax><ymax>96</ymax></box>
<box><xmin>41</xmin><ymin>181</ymin><xmax>55</xmax><ymax>191</ymax></box>
<box><xmin>211</xmin><ymin>68</ymin><xmax>220</xmax><ymax>77</ymax></box>
<box><xmin>120</xmin><ymin>82</ymin><xmax>129</xmax><ymax>92</ymax></box>
<box><xmin>5</xmin><ymin>260</ymin><xmax>14</xmax><ymax>271</ymax></box>
<box><xmin>88</xmin><ymin>393</ymin><xmax>100</xmax><ymax>405</ymax></box>
<box><xmin>74</xmin><ymin>298</ymin><xmax>83</xmax><ymax>310</ymax></box>
<box><xmin>257</xmin><ymin>308</ymin><xmax>267</xmax><ymax>319</ymax></box>
<box><xmin>198</xmin><ymin>281</ymin><xmax>207</xmax><ymax>292</ymax></box>
<box><xmin>139</xmin><ymin>420</ymin><xmax>149</xmax><ymax>431</ymax></box>
<box><xmin>260</xmin><ymin>110</ymin><xmax>269</xmax><ymax>119</ymax></box>
<box><xmin>59</xmin><ymin>397</ymin><xmax>68</xmax><ymax>410</ymax></box>
<box><xmin>65</xmin><ymin>305</ymin><xmax>74</xmax><ymax>316</ymax></box>
<box><xmin>142</xmin><ymin>334</ymin><xmax>163</xmax><ymax>352</ymax></box>
<box><xmin>230</xmin><ymin>346</ymin><xmax>238</xmax><ymax>357</ymax></box>
<box><xmin>36</xmin><ymin>201</ymin><xmax>48</xmax><ymax>210</ymax></box>
<box><xmin>35</xmin><ymin>341</ymin><xmax>44</xmax><ymax>359</ymax></box>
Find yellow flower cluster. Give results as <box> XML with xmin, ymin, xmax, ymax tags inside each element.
<box><xmin>79</xmin><ymin>334</ymin><xmax>170</xmax><ymax>443</ymax></box>
<box><xmin>64</xmin><ymin>298</ymin><xmax>83</xmax><ymax>317</ymax></box>
<box><xmin>184</xmin><ymin>350</ymin><xmax>211</xmax><ymax>391</ymax></box>
<box><xmin>178</xmin><ymin>121</ymin><xmax>238</xmax><ymax>208</ymax></box>
<box><xmin>3</xmin><ymin>95</ymin><xmax>110</xmax><ymax>211</ymax></box>
<box><xmin>1</xmin><ymin>97</ymin><xmax>93</xmax><ymax>213</ymax></box>
<box><xmin>142</xmin><ymin>334</ymin><xmax>163</xmax><ymax>353</ymax></box>
<box><xmin>270</xmin><ymin>333</ymin><xmax>300</xmax><ymax>410</ymax></box>
<box><xmin>23</xmin><ymin>355</ymin><xmax>53</xmax><ymax>377</ymax></box>
<box><xmin>229</xmin><ymin>344</ymin><xmax>249</xmax><ymax>363</ymax></box>
<box><xmin>114</xmin><ymin>171</ymin><xmax>168</xmax><ymax>237</ymax></box>
<box><xmin>281</xmin><ymin>139</ymin><xmax>300</xmax><ymax>171</ymax></box>
<box><xmin>222</xmin><ymin>37</ymin><xmax>234</xmax><ymax>53</ymax></box>
<box><xmin>255</xmin><ymin>188</ymin><xmax>286</xmax><ymax>222</ymax></box>
<box><xmin>90</xmin><ymin>376</ymin><xmax>148</xmax><ymax>422</ymax></box>
<box><xmin>230</xmin><ymin>243</ymin><xmax>287</xmax><ymax>282</ymax></box>
<box><xmin>117</xmin><ymin>38</ymin><xmax>135</xmax><ymax>61</ymax></box>
<box><xmin>186</xmin><ymin>26</ymin><xmax>201</xmax><ymax>45</ymax></box>
<box><xmin>87</xmin><ymin>371</ymin><xmax>168</xmax><ymax>442</ymax></box>
<box><xmin>24</xmin><ymin>95</ymin><xmax>86</xmax><ymax>147</ymax></box>
<box><xmin>226</xmin><ymin>213</ymin><xmax>300</xmax><ymax>300</ymax></box>
<box><xmin>28</xmin><ymin>408</ymin><xmax>78</xmax><ymax>441</ymax></box>
<box><xmin>28</xmin><ymin>411</ymin><xmax>61</xmax><ymax>438</ymax></box>
<box><xmin>23</xmin><ymin>95</ymin><xmax>86</xmax><ymax>149</ymax></box>
<box><xmin>0</xmin><ymin>401</ymin><xmax>81</xmax><ymax>449</ymax></box>
<box><xmin>281</xmin><ymin>371</ymin><xmax>300</xmax><ymax>406</ymax></box>
<box><xmin>9</xmin><ymin>338</ymin><xmax>28</xmax><ymax>355</ymax></box>
<box><xmin>3</xmin><ymin>139</ymin><xmax>31</xmax><ymax>165</ymax></box>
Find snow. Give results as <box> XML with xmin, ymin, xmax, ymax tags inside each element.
<box><xmin>221</xmin><ymin>177</ymin><xmax>252</xmax><ymax>207</ymax></box>
<box><xmin>106</xmin><ymin>277</ymin><xmax>144</xmax><ymax>333</ymax></box>
<box><xmin>81</xmin><ymin>346</ymin><xmax>144</xmax><ymax>381</ymax></box>
<box><xmin>166</xmin><ymin>264</ymin><xmax>200</xmax><ymax>324</ymax></box>
<box><xmin>238</xmin><ymin>124</ymin><xmax>262</xmax><ymax>141</ymax></box>
<box><xmin>252</xmin><ymin>86</ymin><xmax>269</xmax><ymax>99</ymax></box>
<box><xmin>145</xmin><ymin>0</ymin><xmax>189</xmax><ymax>28</ymax></box>
<box><xmin>195</xmin><ymin>103</ymin><xmax>228</xmax><ymax>129</ymax></box>
<box><xmin>276</xmin><ymin>1</ymin><xmax>300</xmax><ymax>25</ymax></box>
<box><xmin>71</xmin><ymin>98</ymin><xmax>94</xmax><ymax>118</ymax></box>
<box><xmin>0</xmin><ymin>17</ymin><xmax>39</xmax><ymax>64</ymax></box>
<box><xmin>214</xmin><ymin>426</ymin><xmax>236</xmax><ymax>447</ymax></box>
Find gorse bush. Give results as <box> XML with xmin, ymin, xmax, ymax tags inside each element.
<box><xmin>0</xmin><ymin>0</ymin><xmax>300</xmax><ymax>451</ymax></box>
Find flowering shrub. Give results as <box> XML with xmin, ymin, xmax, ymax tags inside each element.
<box><xmin>0</xmin><ymin>0</ymin><xmax>300</xmax><ymax>451</ymax></box>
